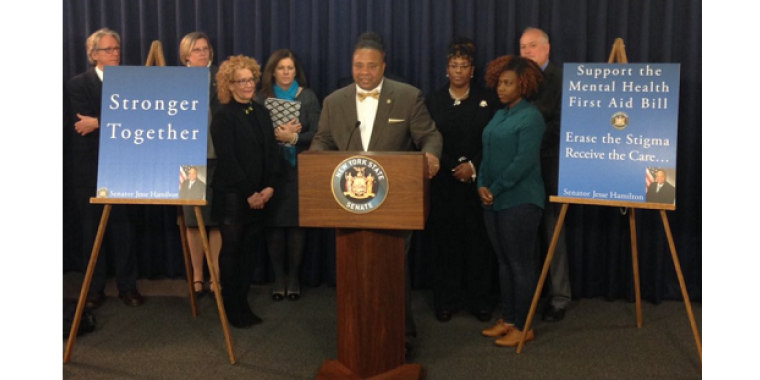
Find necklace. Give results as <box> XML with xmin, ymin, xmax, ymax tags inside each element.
<box><xmin>449</xmin><ymin>87</ymin><xmax>470</xmax><ymax>106</ymax></box>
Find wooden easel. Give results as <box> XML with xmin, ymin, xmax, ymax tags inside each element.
<box><xmin>63</xmin><ymin>199</ymin><xmax>236</xmax><ymax>364</ymax></box>
<box><xmin>64</xmin><ymin>42</ymin><xmax>237</xmax><ymax>364</ymax></box>
<box><xmin>516</xmin><ymin>39</ymin><xmax>702</xmax><ymax>364</ymax></box>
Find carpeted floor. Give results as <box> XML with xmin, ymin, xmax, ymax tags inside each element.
<box><xmin>62</xmin><ymin>273</ymin><xmax>701</xmax><ymax>379</ymax></box>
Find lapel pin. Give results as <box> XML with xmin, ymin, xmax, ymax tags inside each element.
<box><xmin>387</xmin><ymin>99</ymin><xmax>392</xmax><ymax>104</ymax></box>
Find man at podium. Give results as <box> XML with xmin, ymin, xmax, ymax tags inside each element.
<box><xmin>311</xmin><ymin>32</ymin><xmax>443</xmax><ymax>357</ymax></box>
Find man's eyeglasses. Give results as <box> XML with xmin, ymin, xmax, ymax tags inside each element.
<box><xmin>96</xmin><ymin>47</ymin><xmax>121</xmax><ymax>54</ymax></box>
<box><xmin>231</xmin><ymin>78</ymin><xmax>255</xmax><ymax>86</ymax></box>
<box><xmin>191</xmin><ymin>47</ymin><xmax>210</xmax><ymax>54</ymax></box>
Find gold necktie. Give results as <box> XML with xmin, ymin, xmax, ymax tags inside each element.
<box><xmin>358</xmin><ymin>90</ymin><xmax>380</xmax><ymax>102</ymax></box>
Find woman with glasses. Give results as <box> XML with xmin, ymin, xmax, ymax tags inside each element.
<box><xmin>210</xmin><ymin>55</ymin><xmax>281</xmax><ymax>328</ymax></box>
<box><xmin>177</xmin><ymin>32</ymin><xmax>222</xmax><ymax>300</ymax></box>
<box><xmin>254</xmin><ymin>49</ymin><xmax>321</xmax><ymax>301</ymax></box>
<box><xmin>425</xmin><ymin>37</ymin><xmax>499</xmax><ymax>323</ymax></box>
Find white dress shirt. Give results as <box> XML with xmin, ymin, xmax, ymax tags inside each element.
<box><xmin>356</xmin><ymin>80</ymin><xmax>384</xmax><ymax>151</ymax></box>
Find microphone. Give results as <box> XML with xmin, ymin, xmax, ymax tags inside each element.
<box><xmin>344</xmin><ymin>121</ymin><xmax>361</xmax><ymax>151</ymax></box>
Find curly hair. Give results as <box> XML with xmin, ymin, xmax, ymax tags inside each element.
<box><xmin>216</xmin><ymin>55</ymin><xmax>261</xmax><ymax>104</ymax></box>
<box><xmin>259</xmin><ymin>49</ymin><xmax>308</xmax><ymax>99</ymax></box>
<box><xmin>484</xmin><ymin>55</ymin><xmax>544</xmax><ymax>100</ymax></box>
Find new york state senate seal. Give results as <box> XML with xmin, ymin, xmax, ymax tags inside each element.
<box><xmin>331</xmin><ymin>156</ymin><xmax>389</xmax><ymax>214</ymax></box>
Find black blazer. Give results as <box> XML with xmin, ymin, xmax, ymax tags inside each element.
<box><xmin>210</xmin><ymin>101</ymin><xmax>280</xmax><ymax>197</ymax></box>
<box><xmin>67</xmin><ymin>68</ymin><xmax>103</xmax><ymax>187</ymax></box>
<box><xmin>533</xmin><ymin>62</ymin><xmax>563</xmax><ymax>160</ymax></box>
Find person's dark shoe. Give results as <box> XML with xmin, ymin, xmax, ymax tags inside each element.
<box><xmin>237</xmin><ymin>305</ymin><xmax>263</xmax><ymax>327</ymax></box>
<box><xmin>194</xmin><ymin>281</ymin><xmax>206</xmax><ymax>299</ymax></box>
<box><xmin>287</xmin><ymin>285</ymin><xmax>301</xmax><ymax>301</ymax></box>
<box><xmin>435</xmin><ymin>310</ymin><xmax>452</xmax><ymax>322</ymax></box>
<box><xmin>85</xmin><ymin>291</ymin><xmax>106</xmax><ymax>310</ymax></box>
<box><xmin>473</xmin><ymin>309</ymin><xmax>493</xmax><ymax>322</ymax></box>
<box><xmin>542</xmin><ymin>305</ymin><xmax>566</xmax><ymax>322</ymax></box>
<box><xmin>272</xmin><ymin>291</ymin><xmax>285</xmax><ymax>301</ymax></box>
<box><xmin>243</xmin><ymin>311</ymin><xmax>263</xmax><ymax>325</ymax></box>
<box><xmin>287</xmin><ymin>292</ymin><xmax>300</xmax><ymax>301</ymax></box>
<box><xmin>118</xmin><ymin>290</ymin><xmax>145</xmax><ymax>307</ymax></box>
<box><xmin>226</xmin><ymin>312</ymin><xmax>253</xmax><ymax>329</ymax></box>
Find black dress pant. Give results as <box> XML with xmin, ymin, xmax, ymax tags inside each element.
<box><xmin>76</xmin><ymin>186</ymin><xmax>138</xmax><ymax>294</ymax></box>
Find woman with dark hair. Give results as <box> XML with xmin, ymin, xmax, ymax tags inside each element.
<box><xmin>211</xmin><ymin>55</ymin><xmax>280</xmax><ymax>328</ymax></box>
<box><xmin>425</xmin><ymin>37</ymin><xmax>498</xmax><ymax>323</ymax></box>
<box><xmin>478</xmin><ymin>55</ymin><xmax>545</xmax><ymax>347</ymax></box>
<box><xmin>255</xmin><ymin>49</ymin><xmax>321</xmax><ymax>301</ymax></box>
<box><xmin>178</xmin><ymin>31</ymin><xmax>222</xmax><ymax>299</ymax></box>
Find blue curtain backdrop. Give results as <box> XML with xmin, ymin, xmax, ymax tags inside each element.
<box><xmin>63</xmin><ymin>0</ymin><xmax>701</xmax><ymax>303</ymax></box>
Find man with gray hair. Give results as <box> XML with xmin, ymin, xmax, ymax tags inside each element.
<box><xmin>68</xmin><ymin>28</ymin><xmax>144</xmax><ymax>309</ymax></box>
<box><xmin>520</xmin><ymin>27</ymin><xmax>570</xmax><ymax>322</ymax></box>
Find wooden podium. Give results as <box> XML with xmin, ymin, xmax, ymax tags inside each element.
<box><xmin>299</xmin><ymin>151</ymin><xmax>428</xmax><ymax>380</ymax></box>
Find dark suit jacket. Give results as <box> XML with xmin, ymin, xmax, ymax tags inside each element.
<box><xmin>67</xmin><ymin>68</ymin><xmax>103</xmax><ymax>187</ymax></box>
<box><xmin>646</xmin><ymin>181</ymin><xmax>676</xmax><ymax>204</ymax></box>
<box><xmin>311</xmin><ymin>78</ymin><xmax>442</xmax><ymax>157</ymax></box>
<box><xmin>179</xmin><ymin>179</ymin><xmax>206</xmax><ymax>200</ymax></box>
<box><xmin>534</xmin><ymin>62</ymin><xmax>563</xmax><ymax>160</ymax></box>
<box><xmin>532</xmin><ymin>62</ymin><xmax>564</xmax><ymax>196</ymax></box>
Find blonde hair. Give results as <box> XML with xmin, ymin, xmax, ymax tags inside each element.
<box><xmin>179</xmin><ymin>32</ymin><xmax>214</xmax><ymax>66</ymax></box>
<box><xmin>216</xmin><ymin>55</ymin><xmax>262</xmax><ymax>104</ymax></box>
<box><xmin>86</xmin><ymin>28</ymin><xmax>121</xmax><ymax>65</ymax></box>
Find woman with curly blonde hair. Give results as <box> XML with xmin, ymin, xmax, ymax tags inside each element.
<box><xmin>210</xmin><ymin>55</ymin><xmax>281</xmax><ymax>328</ymax></box>
<box><xmin>478</xmin><ymin>55</ymin><xmax>545</xmax><ymax>347</ymax></box>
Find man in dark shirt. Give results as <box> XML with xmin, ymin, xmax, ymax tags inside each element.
<box><xmin>520</xmin><ymin>27</ymin><xmax>570</xmax><ymax>322</ymax></box>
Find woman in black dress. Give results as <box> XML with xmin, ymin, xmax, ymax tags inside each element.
<box><xmin>425</xmin><ymin>37</ymin><xmax>499</xmax><ymax>323</ymax></box>
<box><xmin>211</xmin><ymin>55</ymin><xmax>280</xmax><ymax>328</ymax></box>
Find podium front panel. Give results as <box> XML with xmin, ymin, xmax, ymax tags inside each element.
<box><xmin>298</xmin><ymin>151</ymin><xmax>429</xmax><ymax>230</ymax></box>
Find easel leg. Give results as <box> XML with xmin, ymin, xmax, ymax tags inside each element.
<box><xmin>195</xmin><ymin>207</ymin><xmax>236</xmax><ymax>364</ymax></box>
<box><xmin>629</xmin><ymin>209</ymin><xmax>643</xmax><ymax>328</ymax></box>
<box><xmin>64</xmin><ymin>204</ymin><xmax>112</xmax><ymax>364</ymax></box>
<box><xmin>660</xmin><ymin>210</ymin><xmax>702</xmax><ymax>362</ymax></box>
<box><xmin>518</xmin><ymin>203</ymin><xmax>569</xmax><ymax>353</ymax></box>
<box><xmin>178</xmin><ymin>206</ymin><xmax>198</xmax><ymax>317</ymax></box>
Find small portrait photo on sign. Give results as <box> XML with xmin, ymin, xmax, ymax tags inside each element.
<box><xmin>645</xmin><ymin>167</ymin><xmax>676</xmax><ymax>204</ymax></box>
<box><xmin>179</xmin><ymin>165</ymin><xmax>207</xmax><ymax>200</ymax></box>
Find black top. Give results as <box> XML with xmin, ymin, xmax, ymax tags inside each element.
<box><xmin>533</xmin><ymin>62</ymin><xmax>563</xmax><ymax>159</ymax></box>
<box><xmin>425</xmin><ymin>82</ymin><xmax>499</xmax><ymax>216</ymax></box>
<box><xmin>426</xmin><ymin>82</ymin><xmax>499</xmax><ymax>172</ymax></box>
<box><xmin>210</xmin><ymin>100</ymin><xmax>280</xmax><ymax>197</ymax></box>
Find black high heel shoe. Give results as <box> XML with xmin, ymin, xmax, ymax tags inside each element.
<box><xmin>194</xmin><ymin>281</ymin><xmax>205</xmax><ymax>298</ymax></box>
<box><xmin>286</xmin><ymin>288</ymin><xmax>301</xmax><ymax>301</ymax></box>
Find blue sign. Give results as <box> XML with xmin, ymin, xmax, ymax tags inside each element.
<box><xmin>96</xmin><ymin>66</ymin><xmax>209</xmax><ymax>199</ymax></box>
<box><xmin>558</xmin><ymin>63</ymin><xmax>680</xmax><ymax>206</ymax></box>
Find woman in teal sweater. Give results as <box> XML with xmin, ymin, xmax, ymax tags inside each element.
<box><xmin>478</xmin><ymin>55</ymin><xmax>545</xmax><ymax>347</ymax></box>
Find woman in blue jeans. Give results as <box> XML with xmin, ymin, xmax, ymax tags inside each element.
<box><xmin>478</xmin><ymin>55</ymin><xmax>545</xmax><ymax>347</ymax></box>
